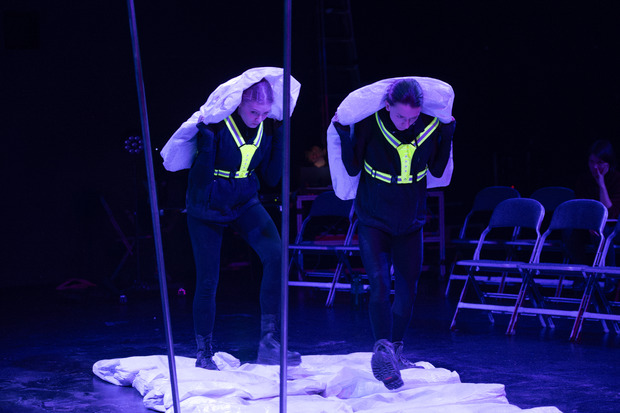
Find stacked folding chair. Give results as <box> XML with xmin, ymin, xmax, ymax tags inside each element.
<box><xmin>445</xmin><ymin>186</ymin><xmax>521</xmax><ymax>296</ymax></box>
<box><xmin>512</xmin><ymin>199</ymin><xmax>608</xmax><ymax>339</ymax></box>
<box><xmin>569</xmin><ymin>218</ymin><xmax>620</xmax><ymax>341</ymax></box>
<box><xmin>288</xmin><ymin>191</ymin><xmax>357</xmax><ymax>306</ymax></box>
<box><xmin>450</xmin><ymin>198</ymin><xmax>545</xmax><ymax>330</ymax></box>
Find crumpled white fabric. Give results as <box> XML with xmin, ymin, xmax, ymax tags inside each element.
<box><xmin>160</xmin><ymin>67</ymin><xmax>302</xmax><ymax>172</ymax></box>
<box><xmin>92</xmin><ymin>352</ymin><xmax>562</xmax><ymax>413</ymax></box>
<box><xmin>327</xmin><ymin>76</ymin><xmax>455</xmax><ymax>200</ymax></box>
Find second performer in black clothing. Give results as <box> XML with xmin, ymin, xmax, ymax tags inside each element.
<box><xmin>333</xmin><ymin>79</ymin><xmax>455</xmax><ymax>389</ymax></box>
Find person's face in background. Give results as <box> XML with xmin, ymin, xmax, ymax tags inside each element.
<box><xmin>305</xmin><ymin>145</ymin><xmax>327</xmax><ymax>167</ymax></box>
<box><xmin>385</xmin><ymin>102</ymin><xmax>422</xmax><ymax>131</ymax></box>
<box><xmin>237</xmin><ymin>101</ymin><xmax>271</xmax><ymax>128</ymax></box>
<box><xmin>588</xmin><ymin>154</ymin><xmax>610</xmax><ymax>178</ymax></box>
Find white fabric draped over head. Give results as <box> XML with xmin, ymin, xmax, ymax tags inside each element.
<box><xmin>161</xmin><ymin>67</ymin><xmax>302</xmax><ymax>172</ymax></box>
<box><xmin>327</xmin><ymin>76</ymin><xmax>455</xmax><ymax>200</ymax></box>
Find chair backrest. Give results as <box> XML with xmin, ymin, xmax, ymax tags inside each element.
<box><xmin>308</xmin><ymin>191</ymin><xmax>353</xmax><ymax>218</ymax></box>
<box><xmin>295</xmin><ymin>191</ymin><xmax>355</xmax><ymax>243</ymax></box>
<box><xmin>547</xmin><ymin>199</ymin><xmax>608</xmax><ymax>233</ymax></box>
<box><xmin>473</xmin><ymin>198</ymin><xmax>544</xmax><ymax>261</ymax></box>
<box><xmin>533</xmin><ymin>199</ymin><xmax>608</xmax><ymax>264</ymax></box>
<box><xmin>459</xmin><ymin>186</ymin><xmax>521</xmax><ymax>239</ymax></box>
<box><xmin>487</xmin><ymin>198</ymin><xmax>545</xmax><ymax>231</ymax></box>
<box><xmin>530</xmin><ymin>186</ymin><xmax>575</xmax><ymax>213</ymax></box>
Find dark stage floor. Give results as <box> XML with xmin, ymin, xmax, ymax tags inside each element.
<box><xmin>1</xmin><ymin>270</ymin><xmax>619</xmax><ymax>413</ymax></box>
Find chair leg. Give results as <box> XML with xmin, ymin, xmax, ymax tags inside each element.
<box><xmin>497</xmin><ymin>271</ymin><xmax>508</xmax><ymax>294</ymax></box>
<box><xmin>450</xmin><ymin>275</ymin><xmax>470</xmax><ymax>330</ymax></box>
<box><xmin>554</xmin><ymin>274</ymin><xmax>565</xmax><ymax>297</ymax></box>
<box><xmin>570</xmin><ymin>274</ymin><xmax>597</xmax><ymax>341</ymax></box>
<box><xmin>325</xmin><ymin>261</ymin><xmax>345</xmax><ymax>307</ymax></box>
<box><xmin>598</xmin><ymin>281</ymin><xmax>620</xmax><ymax>334</ymax></box>
<box><xmin>288</xmin><ymin>252</ymin><xmax>304</xmax><ymax>281</ymax></box>
<box><xmin>469</xmin><ymin>271</ymin><xmax>494</xmax><ymax>324</ymax></box>
<box><xmin>506</xmin><ymin>270</ymin><xmax>533</xmax><ymax>335</ymax></box>
<box><xmin>450</xmin><ymin>270</ymin><xmax>496</xmax><ymax>329</ymax></box>
<box><xmin>590</xmin><ymin>282</ymin><xmax>610</xmax><ymax>334</ymax></box>
<box><xmin>444</xmin><ymin>276</ymin><xmax>453</xmax><ymax>297</ymax></box>
<box><xmin>528</xmin><ymin>276</ymin><xmax>554</xmax><ymax>328</ymax></box>
<box><xmin>589</xmin><ymin>280</ymin><xmax>618</xmax><ymax>334</ymax></box>
<box><xmin>444</xmin><ymin>251</ymin><xmax>463</xmax><ymax>296</ymax></box>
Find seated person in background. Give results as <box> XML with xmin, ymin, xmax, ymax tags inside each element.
<box><xmin>306</xmin><ymin>144</ymin><xmax>327</xmax><ymax>168</ymax></box>
<box><xmin>575</xmin><ymin>139</ymin><xmax>620</xmax><ymax>221</ymax></box>
<box><xmin>299</xmin><ymin>144</ymin><xmax>332</xmax><ymax>189</ymax></box>
<box><xmin>572</xmin><ymin>139</ymin><xmax>620</xmax><ymax>267</ymax></box>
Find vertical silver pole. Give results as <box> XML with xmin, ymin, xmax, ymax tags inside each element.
<box><xmin>126</xmin><ymin>1</ymin><xmax>182</xmax><ymax>412</ymax></box>
<box><xmin>317</xmin><ymin>0</ymin><xmax>329</xmax><ymax>134</ymax></box>
<box><xmin>280</xmin><ymin>0</ymin><xmax>292</xmax><ymax>411</ymax></box>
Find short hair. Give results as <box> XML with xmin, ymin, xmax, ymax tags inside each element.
<box><xmin>384</xmin><ymin>79</ymin><xmax>424</xmax><ymax>108</ymax></box>
<box><xmin>589</xmin><ymin>140</ymin><xmax>617</xmax><ymax>171</ymax></box>
<box><xmin>241</xmin><ymin>78</ymin><xmax>274</xmax><ymax>104</ymax></box>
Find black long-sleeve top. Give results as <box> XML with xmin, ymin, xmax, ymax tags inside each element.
<box><xmin>186</xmin><ymin>110</ymin><xmax>283</xmax><ymax>222</ymax></box>
<box><xmin>336</xmin><ymin>108</ymin><xmax>455</xmax><ymax>235</ymax></box>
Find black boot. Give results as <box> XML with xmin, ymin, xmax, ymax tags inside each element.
<box><xmin>256</xmin><ymin>314</ymin><xmax>302</xmax><ymax>366</ymax></box>
<box><xmin>195</xmin><ymin>333</ymin><xmax>218</xmax><ymax>370</ymax></box>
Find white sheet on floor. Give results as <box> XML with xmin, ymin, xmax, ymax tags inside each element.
<box><xmin>93</xmin><ymin>352</ymin><xmax>562</xmax><ymax>413</ymax></box>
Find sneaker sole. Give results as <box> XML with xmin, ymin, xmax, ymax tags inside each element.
<box><xmin>371</xmin><ymin>350</ymin><xmax>403</xmax><ymax>390</ymax></box>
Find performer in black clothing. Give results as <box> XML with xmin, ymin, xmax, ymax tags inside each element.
<box><xmin>166</xmin><ymin>73</ymin><xmax>301</xmax><ymax>370</ymax></box>
<box><xmin>333</xmin><ymin>79</ymin><xmax>455</xmax><ymax>389</ymax></box>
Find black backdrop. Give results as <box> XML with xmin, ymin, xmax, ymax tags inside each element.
<box><xmin>2</xmin><ymin>0</ymin><xmax>618</xmax><ymax>288</ymax></box>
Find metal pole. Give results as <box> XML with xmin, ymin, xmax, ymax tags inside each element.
<box><xmin>280</xmin><ymin>0</ymin><xmax>292</xmax><ymax>411</ymax></box>
<box><xmin>126</xmin><ymin>1</ymin><xmax>182</xmax><ymax>412</ymax></box>
<box><xmin>317</xmin><ymin>0</ymin><xmax>329</xmax><ymax>135</ymax></box>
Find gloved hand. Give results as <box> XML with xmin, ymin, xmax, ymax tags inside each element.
<box><xmin>440</xmin><ymin>117</ymin><xmax>456</xmax><ymax>139</ymax></box>
<box><xmin>331</xmin><ymin>113</ymin><xmax>351</xmax><ymax>138</ymax></box>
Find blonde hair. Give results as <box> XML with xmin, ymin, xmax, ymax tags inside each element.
<box><xmin>241</xmin><ymin>78</ymin><xmax>274</xmax><ymax>104</ymax></box>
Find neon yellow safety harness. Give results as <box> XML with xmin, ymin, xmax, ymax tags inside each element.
<box><xmin>363</xmin><ymin>112</ymin><xmax>439</xmax><ymax>184</ymax></box>
<box><xmin>214</xmin><ymin>116</ymin><xmax>264</xmax><ymax>179</ymax></box>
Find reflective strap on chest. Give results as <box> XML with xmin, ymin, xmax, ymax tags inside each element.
<box><xmin>364</xmin><ymin>161</ymin><xmax>428</xmax><ymax>184</ymax></box>
<box><xmin>365</xmin><ymin>112</ymin><xmax>438</xmax><ymax>184</ymax></box>
<box><xmin>218</xmin><ymin>116</ymin><xmax>264</xmax><ymax>178</ymax></box>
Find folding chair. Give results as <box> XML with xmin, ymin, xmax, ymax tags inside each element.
<box><xmin>570</xmin><ymin>218</ymin><xmax>620</xmax><ymax>341</ymax></box>
<box><xmin>450</xmin><ymin>198</ymin><xmax>545</xmax><ymax>331</ymax></box>
<box><xmin>288</xmin><ymin>191</ymin><xmax>356</xmax><ymax>305</ymax></box>
<box><xmin>445</xmin><ymin>186</ymin><xmax>521</xmax><ymax>296</ymax></box>
<box><xmin>512</xmin><ymin>199</ymin><xmax>608</xmax><ymax>338</ymax></box>
<box><xmin>324</xmin><ymin>220</ymin><xmax>364</xmax><ymax>307</ymax></box>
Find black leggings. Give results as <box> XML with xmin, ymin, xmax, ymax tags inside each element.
<box><xmin>358</xmin><ymin>224</ymin><xmax>423</xmax><ymax>343</ymax></box>
<box><xmin>187</xmin><ymin>203</ymin><xmax>281</xmax><ymax>337</ymax></box>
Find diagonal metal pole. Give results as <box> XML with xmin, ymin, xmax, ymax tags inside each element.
<box><xmin>280</xmin><ymin>0</ymin><xmax>292</xmax><ymax>411</ymax></box>
<box><xmin>126</xmin><ymin>1</ymin><xmax>182</xmax><ymax>412</ymax></box>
